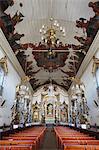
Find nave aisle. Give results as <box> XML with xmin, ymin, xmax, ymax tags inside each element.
<box><xmin>40</xmin><ymin>126</ymin><xmax>58</xmax><ymax>150</ymax></box>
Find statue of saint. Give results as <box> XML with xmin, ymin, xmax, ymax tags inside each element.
<box><xmin>47</xmin><ymin>103</ymin><xmax>53</xmax><ymax>116</ymax></box>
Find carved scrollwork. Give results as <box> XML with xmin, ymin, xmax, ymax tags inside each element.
<box><xmin>0</xmin><ymin>56</ymin><xmax>8</xmax><ymax>74</ymax></box>
<box><xmin>68</xmin><ymin>76</ymin><xmax>81</xmax><ymax>85</ymax></box>
<box><xmin>92</xmin><ymin>56</ymin><xmax>99</xmax><ymax>74</ymax></box>
<box><xmin>21</xmin><ymin>76</ymin><xmax>31</xmax><ymax>83</ymax></box>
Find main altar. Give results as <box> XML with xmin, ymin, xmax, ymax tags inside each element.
<box><xmin>31</xmin><ymin>84</ymin><xmax>69</xmax><ymax>125</ymax></box>
<box><xmin>43</xmin><ymin>95</ymin><xmax>57</xmax><ymax>124</ymax></box>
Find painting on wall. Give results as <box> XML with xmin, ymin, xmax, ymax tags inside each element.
<box><xmin>33</xmin><ymin>111</ymin><xmax>39</xmax><ymax>122</ymax></box>
<box><xmin>47</xmin><ymin>103</ymin><xmax>53</xmax><ymax>117</ymax></box>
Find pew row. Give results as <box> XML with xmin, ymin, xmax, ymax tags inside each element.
<box><xmin>0</xmin><ymin>126</ymin><xmax>46</xmax><ymax>150</ymax></box>
<box><xmin>54</xmin><ymin>126</ymin><xmax>99</xmax><ymax>150</ymax></box>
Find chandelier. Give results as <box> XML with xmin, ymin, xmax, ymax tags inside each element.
<box><xmin>39</xmin><ymin>18</ymin><xmax>66</xmax><ymax>58</ymax></box>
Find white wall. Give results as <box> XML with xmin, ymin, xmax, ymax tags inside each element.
<box><xmin>0</xmin><ymin>29</ymin><xmax>33</xmax><ymax>127</ymax></box>
<box><xmin>0</xmin><ymin>47</ymin><xmax>21</xmax><ymax>126</ymax></box>
<box><xmin>81</xmin><ymin>50</ymin><xmax>99</xmax><ymax>126</ymax></box>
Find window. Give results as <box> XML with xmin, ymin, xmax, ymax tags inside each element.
<box><xmin>96</xmin><ymin>68</ymin><xmax>99</xmax><ymax>97</ymax></box>
<box><xmin>0</xmin><ymin>66</ymin><xmax>4</xmax><ymax>96</ymax></box>
<box><xmin>96</xmin><ymin>68</ymin><xmax>99</xmax><ymax>87</ymax></box>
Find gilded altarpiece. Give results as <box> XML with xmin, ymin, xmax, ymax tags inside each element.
<box><xmin>43</xmin><ymin>95</ymin><xmax>56</xmax><ymax>124</ymax></box>
<box><xmin>32</xmin><ymin>102</ymin><xmax>40</xmax><ymax>122</ymax></box>
<box><xmin>60</xmin><ymin>102</ymin><xmax>68</xmax><ymax>123</ymax></box>
<box><xmin>69</xmin><ymin>83</ymin><xmax>89</xmax><ymax>126</ymax></box>
<box><xmin>11</xmin><ymin>84</ymin><xmax>32</xmax><ymax>126</ymax></box>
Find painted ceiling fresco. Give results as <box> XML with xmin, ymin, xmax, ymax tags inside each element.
<box><xmin>0</xmin><ymin>0</ymin><xmax>99</xmax><ymax>90</ymax></box>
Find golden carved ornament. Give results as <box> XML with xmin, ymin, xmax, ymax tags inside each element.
<box><xmin>68</xmin><ymin>76</ymin><xmax>82</xmax><ymax>85</ymax></box>
<box><xmin>0</xmin><ymin>56</ymin><xmax>8</xmax><ymax>74</ymax></box>
<box><xmin>92</xmin><ymin>56</ymin><xmax>99</xmax><ymax>74</ymax></box>
<box><xmin>21</xmin><ymin>76</ymin><xmax>34</xmax><ymax>83</ymax></box>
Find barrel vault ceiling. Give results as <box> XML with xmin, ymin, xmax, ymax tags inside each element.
<box><xmin>1</xmin><ymin>0</ymin><xmax>98</xmax><ymax>90</ymax></box>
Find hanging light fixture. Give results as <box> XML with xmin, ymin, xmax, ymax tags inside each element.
<box><xmin>39</xmin><ymin>18</ymin><xmax>66</xmax><ymax>50</ymax></box>
<box><xmin>47</xmin><ymin>47</ymin><xmax>56</xmax><ymax>59</ymax></box>
<box><xmin>39</xmin><ymin>18</ymin><xmax>66</xmax><ymax>59</ymax></box>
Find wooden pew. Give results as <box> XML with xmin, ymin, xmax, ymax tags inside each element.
<box><xmin>1</xmin><ymin>126</ymin><xmax>46</xmax><ymax>150</ymax></box>
<box><xmin>64</xmin><ymin>145</ymin><xmax>99</xmax><ymax>150</ymax></box>
<box><xmin>0</xmin><ymin>145</ymin><xmax>33</xmax><ymax>150</ymax></box>
<box><xmin>54</xmin><ymin>126</ymin><xmax>99</xmax><ymax>150</ymax></box>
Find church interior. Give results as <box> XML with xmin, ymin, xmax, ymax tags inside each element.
<box><xmin>0</xmin><ymin>0</ymin><xmax>99</xmax><ymax>149</ymax></box>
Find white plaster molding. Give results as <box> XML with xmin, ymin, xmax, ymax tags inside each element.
<box><xmin>0</xmin><ymin>28</ymin><xmax>33</xmax><ymax>92</ymax></box>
